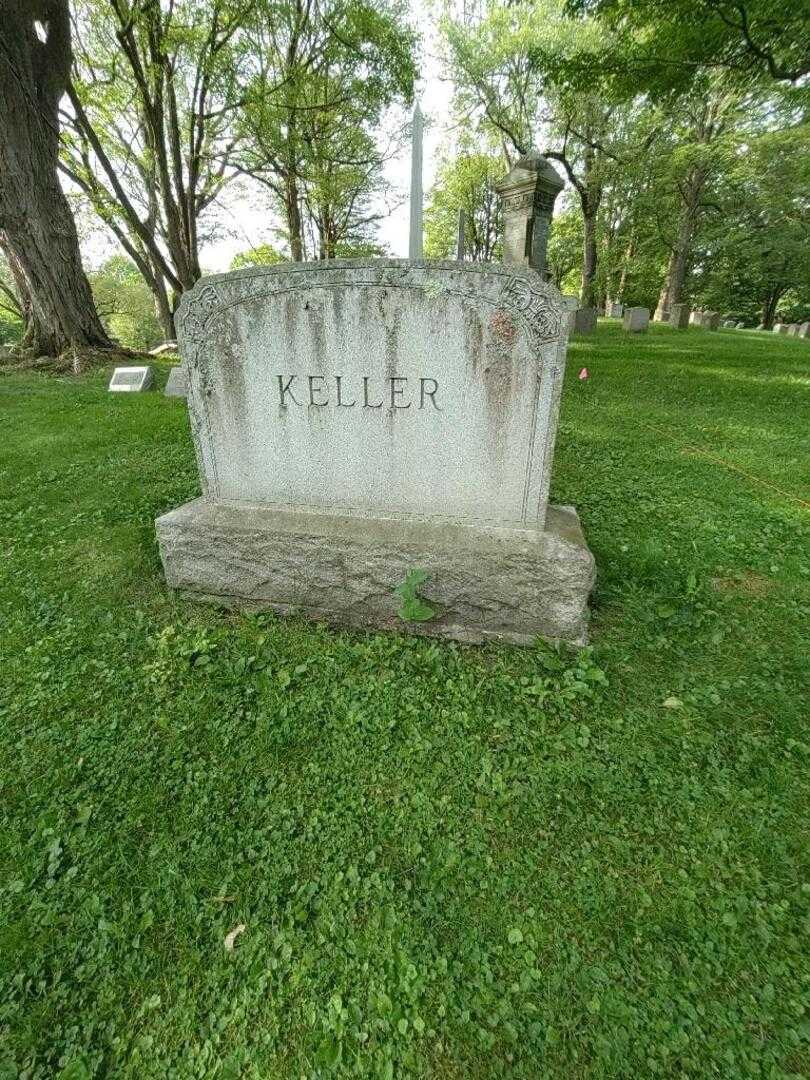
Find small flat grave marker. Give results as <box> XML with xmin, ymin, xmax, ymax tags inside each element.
<box><xmin>108</xmin><ymin>366</ymin><xmax>153</xmax><ymax>393</ymax></box>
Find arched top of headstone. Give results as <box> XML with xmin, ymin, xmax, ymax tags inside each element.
<box><xmin>177</xmin><ymin>259</ymin><xmax>565</xmax><ymax>358</ymax></box>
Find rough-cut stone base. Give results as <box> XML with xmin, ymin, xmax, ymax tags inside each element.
<box><xmin>155</xmin><ymin>499</ymin><xmax>596</xmax><ymax>645</ymax></box>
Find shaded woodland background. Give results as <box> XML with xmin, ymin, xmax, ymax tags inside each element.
<box><xmin>1</xmin><ymin>0</ymin><xmax>808</xmax><ymax>355</ymax></box>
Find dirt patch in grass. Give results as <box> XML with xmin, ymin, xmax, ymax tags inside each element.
<box><xmin>711</xmin><ymin>571</ymin><xmax>774</xmax><ymax>595</ymax></box>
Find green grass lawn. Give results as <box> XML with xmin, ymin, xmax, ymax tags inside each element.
<box><xmin>1</xmin><ymin>323</ymin><xmax>808</xmax><ymax>1079</ymax></box>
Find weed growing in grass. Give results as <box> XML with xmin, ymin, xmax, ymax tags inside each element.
<box><xmin>395</xmin><ymin>569</ymin><xmax>437</xmax><ymax>622</ymax></box>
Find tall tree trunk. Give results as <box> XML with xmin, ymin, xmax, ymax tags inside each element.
<box><xmin>151</xmin><ymin>269</ymin><xmax>175</xmax><ymax>340</ymax></box>
<box><xmin>580</xmin><ymin>210</ymin><xmax>598</xmax><ymax>308</ymax></box>
<box><xmin>654</xmin><ymin>207</ymin><xmax>696</xmax><ymax>320</ymax></box>
<box><xmin>655</xmin><ymin>166</ymin><xmax>707</xmax><ymax>321</ymax></box>
<box><xmin>760</xmin><ymin>289</ymin><xmax>784</xmax><ymax>330</ymax></box>
<box><xmin>600</xmin><ymin>193</ymin><xmax>616</xmax><ymax>312</ymax></box>
<box><xmin>578</xmin><ymin>146</ymin><xmax>600</xmax><ymax>308</ymax></box>
<box><xmin>602</xmin><ymin>250</ymin><xmax>614</xmax><ymax>312</ymax></box>
<box><xmin>0</xmin><ymin>1</ymin><xmax>111</xmax><ymax>356</ymax></box>
<box><xmin>318</xmin><ymin>208</ymin><xmax>337</xmax><ymax>261</ymax></box>
<box><xmin>617</xmin><ymin>230</ymin><xmax>635</xmax><ymax>301</ymax></box>
<box><xmin>285</xmin><ymin>174</ymin><xmax>304</xmax><ymax>262</ymax></box>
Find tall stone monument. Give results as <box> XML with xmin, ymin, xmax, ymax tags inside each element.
<box><xmin>408</xmin><ymin>104</ymin><xmax>424</xmax><ymax>261</ymax></box>
<box><xmin>155</xmin><ymin>261</ymin><xmax>595</xmax><ymax>645</ymax></box>
<box><xmin>494</xmin><ymin>152</ymin><xmax>564</xmax><ymax>278</ymax></box>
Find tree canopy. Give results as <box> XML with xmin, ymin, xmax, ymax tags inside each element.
<box><xmin>0</xmin><ymin>0</ymin><xmax>807</xmax><ymax>355</ymax></box>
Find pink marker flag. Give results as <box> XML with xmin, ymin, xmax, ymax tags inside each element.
<box><xmin>578</xmin><ymin>367</ymin><xmax>589</xmax><ymax>380</ymax></box>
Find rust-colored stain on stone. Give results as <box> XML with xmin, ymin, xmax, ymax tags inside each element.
<box><xmin>489</xmin><ymin>308</ymin><xmax>517</xmax><ymax>345</ymax></box>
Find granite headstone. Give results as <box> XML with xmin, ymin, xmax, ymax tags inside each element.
<box><xmin>155</xmin><ymin>260</ymin><xmax>595</xmax><ymax>644</ymax></box>
<box><xmin>573</xmin><ymin>306</ymin><xmax>597</xmax><ymax>334</ymax></box>
<box><xmin>623</xmin><ymin>307</ymin><xmax>650</xmax><ymax>333</ymax></box>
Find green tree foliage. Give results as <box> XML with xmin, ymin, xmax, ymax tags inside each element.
<box><xmin>0</xmin><ymin>249</ymin><xmax>25</xmax><ymax>346</ymax></box>
<box><xmin>0</xmin><ymin>257</ymin><xmax>24</xmax><ymax>347</ymax></box>
<box><xmin>441</xmin><ymin>2</ymin><xmax>656</xmax><ymax>305</ymax></box>
<box><xmin>647</xmin><ymin>81</ymin><xmax>749</xmax><ymax>317</ymax></box>
<box><xmin>89</xmin><ymin>256</ymin><xmax>163</xmax><ymax>350</ymax></box>
<box><xmin>545</xmin><ymin>204</ymin><xmax>582</xmax><ymax>291</ymax></box>
<box><xmin>64</xmin><ymin>0</ymin><xmax>248</xmax><ymax>336</ymax></box>
<box><xmin>690</xmin><ymin>123</ymin><xmax>810</xmax><ymax>326</ymax></box>
<box><xmin>230</xmin><ymin>244</ymin><xmax>287</xmax><ymax>270</ymax></box>
<box><xmin>568</xmin><ymin>0</ymin><xmax>810</xmax><ymax>90</ymax></box>
<box><xmin>333</xmin><ymin>239</ymin><xmax>389</xmax><ymax>258</ymax></box>
<box><xmin>0</xmin><ymin>0</ymin><xmax>111</xmax><ymax>356</ymax></box>
<box><xmin>234</xmin><ymin>0</ymin><xmax>417</xmax><ymax>261</ymax></box>
<box><xmin>424</xmin><ymin>149</ymin><xmax>502</xmax><ymax>261</ymax></box>
<box><xmin>440</xmin><ymin>0</ymin><xmax>808</xmax><ymax>317</ymax></box>
<box><xmin>230</xmin><ymin>239</ymin><xmax>386</xmax><ymax>269</ymax></box>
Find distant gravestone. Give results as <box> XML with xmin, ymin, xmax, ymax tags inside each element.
<box><xmin>559</xmin><ymin>296</ymin><xmax>579</xmax><ymax>334</ymax></box>
<box><xmin>149</xmin><ymin>341</ymin><xmax>178</xmax><ymax>355</ymax></box>
<box><xmin>573</xmin><ymin>306</ymin><xmax>597</xmax><ymax>334</ymax></box>
<box><xmin>164</xmin><ymin>365</ymin><xmax>188</xmax><ymax>398</ymax></box>
<box><xmin>108</xmin><ymin>366</ymin><xmax>153</xmax><ymax>392</ymax></box>
<box><xmin>623</xmin><ymin>306</ymin><xmax>649</xmax><ymax>333</ymax></box>
<box><xmin>690</xmin><ymin>309</ymin><xmax>702</xmax><ymax>325</ymax></box>
<box><xmin>787</xmin><ymin>324</ymin><xmax>800</xmax><ymax>336</ymax></box>
<box><xmin>774</xmin><ymin>323</ymin><xmax>789</xmax><ymax>334</ymax></box>
<box><xmin>155</xmin><ymin>260</ymin><xmax>595</xmax><ymax>645</ymax></box>
<box><xmin>670</xmin><ymin>303</ymin><xmax>690</xmax><ymax>329</ymax></box>
<box><xmin>495</xmin><ymin>152</ymin><xmax>564</xmax><ymax>277</ymax></box>
<box><xmin>705</xmin><ymin>312</ymin><xmax>721</xmax><ymax>330</ymax></box>
<box><xmin>799</xmin><ymin>322</ymin><xmax>810</xmax><ymax>338</ymax></box>
<box><xmin>606</xmin><ymin>302</ymin><xmax>623</xmax><ymax>318</ymax></box>
<box><xmin>756</xmin><ymin>324</ymin><xmax>765</xmax><ymax>330</ymax></box>
<box><xmin>735</xmin><ymin>321</ymin><xmax>745</xmax><ymax>329</ymax></box>
<box><xmin>722</xmin><ymin>319</ymin><xmax>735</xmax><ymax>328</ymax></box>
